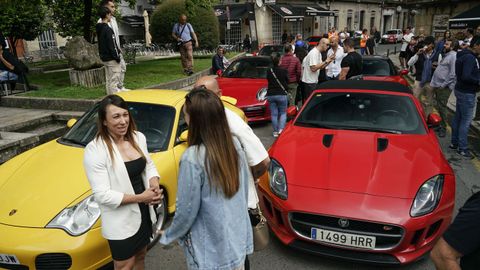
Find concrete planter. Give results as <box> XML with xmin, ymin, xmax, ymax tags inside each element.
<box><xmin>69</xmin><ymin>66</ymin><xmax>105</xmax><ymax>88</ymax></box>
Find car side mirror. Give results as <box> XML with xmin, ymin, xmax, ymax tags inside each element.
<box><xmin>179</xmin><ymin>130</ymin><xmax>188</xmax><ymax>142</ymax></box>
<box><xmin>400</xmin><ymin>69</ymin><xmax>408</xmax><ymax>76</ymax></box>
<box><xmin>287</xmin><ymin>105</ymin><xmax>298</xmax><ymax>119</ymax></box>
<box><xmin>66</xmin><ymin>118</ymin><xmax>77</xmax><ymax>128</ymax></box>
<box><xmin>427</xmin><ymin>113</ymin><xmax>442</xmax><ymax>128</ymax></box>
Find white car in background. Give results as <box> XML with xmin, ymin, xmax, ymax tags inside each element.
<box><xmin>381</xmin><ymin>29</ymin><xmax>403</xmax><ymax>44</ymax></box>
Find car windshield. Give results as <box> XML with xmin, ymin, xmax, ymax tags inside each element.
<box><xmin>362</xmin><ymin>59</ymin><xmax>395</xmax><ymax>76</ymax></box>
<box><xmin>386</xmin><ymin>30</ymin><xmax>397</xmax><ymax>35</ymax></box>
<box><xmin>60</xmin><ymin>102</ymin><xmax>176</xmax><ymax>152</ymax></box>
<box><xmin>307</xmin><ymin>37</ymin><xmax>321</xmax><ymax>43</ymax></box>
<box><xmin>258</xmin><ymin>46</ymin><xmax>283</xmax><ymax>56</ymax></box>
<box><xmin>222</xmin><ymin>58</ymin><xmax>272</xmax><ymax>79</ymax></box>
<box><xmin>295</xmin><ymin>92</ymin><xmax>426</xmax><ymax>135</ymax></box>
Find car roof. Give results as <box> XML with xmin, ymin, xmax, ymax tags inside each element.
<box><xmin>362</xmin><ymin>55</ymin><xmax>390</xmax><ymax>60</ymax></box>
<box><xmin>116</xmin><ymin>89</ymin><xmax>187</xmax><ymax>106</ymax></box>
<box><xmin>236</xmin><ymin>56</ymin><xmax>272</xmax><ymax>63</ymax></box>
<box><xmin>316</xmin><ymin>80</ymin><xmax>412</xmax><ymax>94</ymax></box>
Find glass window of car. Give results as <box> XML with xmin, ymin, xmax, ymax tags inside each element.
<box><xmin>295</xmin><ymin>92</ymin><xmax>426</xmax><ymax>135</ymax></box>
<box><xmin>60</xmin><ymin>102</ymin><xmax>176</xmax><ymax>152</ymax></box>
<box><xmin>307</xmin><ymin>36</ymin><xmax>321</xmax><ymax>43</ymax></box>
<box><xmin>362</xmin><ymin>59</ymin><xmax>395</xmax><ymax>76</ymax></box>
<box><xmin>222</xmin><ymin>58</ymin><xmax>273</xmax><ymax>79</ymax></box>
<box><xmin>386</xmin><ymin>30</ymin><xmax>398</xmax><ymax>35</ymax></box>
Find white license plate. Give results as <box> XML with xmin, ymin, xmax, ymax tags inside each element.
<box><xmin>311</xmin><ymin>228</ymin><xmax>376</xmax><ymax>249</ymax></box>
<box><xmin>0</xmin><ymin>254</ymin><xmax>20</xmax><ymax>265</ymax></box>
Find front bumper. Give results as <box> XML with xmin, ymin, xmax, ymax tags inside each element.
<box><xmin>258</xmin><ymin>182</ymin><xmax>454</xmax><ymax>265</ymax></box>
<box><xmin>240</xmin><ymin>104</ymin><xmax>270</xmax><ymax>122</ymax></box>
<box><xmin>0</xmin><ymin>223</ymin><xmax>111</xmax><ymax>270</ymax></box>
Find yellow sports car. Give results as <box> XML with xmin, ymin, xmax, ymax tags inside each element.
<box><xmin>0</xmin><ymin>90</ymin><xmax>245</xmax><ymax>270</ymax></box>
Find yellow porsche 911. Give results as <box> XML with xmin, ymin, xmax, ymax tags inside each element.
<box><xmin>0</xmin><ymin>90</ymin><xmax>245</xmax><ymax>270</ymax></box>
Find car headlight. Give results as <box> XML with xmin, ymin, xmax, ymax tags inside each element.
<box><xmin>257</xmin><ymin>87</ymin><xmax>267</xmax><ymax>101</ymax></box>
<box><xmin>46</xmin><ymin>195</ymin><xmax>100</xmax><ymax>236</ymax></box>
<box><xmin>410</xmin><ymin>175</ymin><xmax>444</xmax><ymax>217</ymax></box>
<box><xmin>269</xmin><ymin>159</ymin><xmax>288</xmax><ymax>200</ymax></box>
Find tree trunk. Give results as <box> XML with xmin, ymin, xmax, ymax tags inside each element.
<box><xmin>83</xmin><ymin>0</ymin><xmax>93</xmax><ymax>43</ymax></box>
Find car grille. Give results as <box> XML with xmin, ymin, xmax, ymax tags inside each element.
<box><xmin>243</xmin><ymin>106</ymin><xmax>265</xmax><ymax>118</ymax></box>
<box><xmin>35</xmin><ymin>253</ymin><xmax>72</xmax><ymax>270</ymax></box>
<box><xmin>289</xmin><ymin>212</ymin><xmax>404</xmax><ymax>250</ymax></box>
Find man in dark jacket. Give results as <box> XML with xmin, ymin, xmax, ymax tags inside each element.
<box><xmin>279</xmin><ymin>44</ymin><xmax>301</xmax><ymax>106</ymax></box>
<box><xmin>449</xmin><ymin>35</ymin><xmax>480</xmax><ymax>159</ymax></box>
<box><xmin>211</xmin><ymin>47</ymin><xmax>225</xmax><ymax>76</ymax></box>
<box><xmin>96</xmin><ymin>6</ymin><xmax>121</xmax><ymax>94</ymax></box>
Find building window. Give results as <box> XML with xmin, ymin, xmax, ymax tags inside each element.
<box><xmin>137</xmin><ymin>5</ymin><xmax>143</xmax><ymax>13</ymax></box>
<box><xmin>370</xmin><ymin>10</ymin><xmax>376</xmax><ymax>31</ymax></box>
<box><xmin>359</xmin><ymin>10</ymin><xmax>365</xmax><ymax>30</ymax></box>
<box><xmin>347</xmin><ymin>9</ymin><xmax>353</xmax><ymax>31</ymax></box>
<box><xmin>272</xmin><ymin>13</ymin><xmax>282</xmax><ymax>44</ymax></box>
<box><xmin>226</xmin><ymin>21</ymin><xmax>242</xmax><ymax>46</ymax></box>
<box><xmin>38</xmin><ymin>29</ymin><xmax>57</xmax><ymax>50</ymax></box>
<box><xmin>334</xmin><ymin>10</ymin><xmax>339</xmax><ymax>29</ymax></box>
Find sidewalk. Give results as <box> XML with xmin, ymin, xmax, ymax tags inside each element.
<box><xmin>387</xmin><ymin>53</ymin><xmax>480</xmax><ymax>137</ymax></box>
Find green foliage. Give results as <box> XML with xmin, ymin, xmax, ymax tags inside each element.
<box><xmin>0</xmin><ymin>0</ymin><xmax>48</xmax><ymax>44</ymax></box>
<box><xmin>46</xmin><ymin>0</ymin><xmax>136</xmax><ymax>40</ymax></box>
<box><xmin>150</xmin><ymin>0</ymin><xmax>219</xmax><ymax>50</ymax></box>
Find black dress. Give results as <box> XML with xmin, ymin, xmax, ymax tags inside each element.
<box><xmin>107</xmin><ymin>157</ymin><xmax>153</xmax><ymax>261</ymax></box>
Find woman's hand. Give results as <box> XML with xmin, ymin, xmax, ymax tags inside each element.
<box><xmin>139</xmin><ymin>188</ymin><xmax>163</xmax><ymax>205</ymax></box>
<box><xmin>149</xmin><ymin>177</ymin><xmax>160</xmax><ymax>193</ymax></box>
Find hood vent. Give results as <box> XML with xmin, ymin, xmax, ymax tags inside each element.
<box><xmin>322</xmin><ymin>134</ymin><xmax>334</xmax><ymax>148</ymax></box>
<box><xmin>377</xmin><ymin>138</ymin><xmax>389</xmax><ymax>152</ymax></box>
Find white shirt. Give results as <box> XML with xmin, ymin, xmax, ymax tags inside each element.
<box><xmin>326</xmin><ymin>46</ymin><xmax>345</xmax><ymax>78</ymax></box>
<box><xmin>225</xmin><ymin>108</ymin><xmax>268</xmax><ymax>208</ymax></box>
<box><xmin>401</xmin><ymin>33</ymin><xmax>414</xmax><ymax>51</ymax></box>
<box><xmin>98</xmin><ymin>16</ymin><xmax>120</xmax><ymax>49</ymax></box>
<box><xmin>301</xmin><ymin>47</ymin><xmax>322</xmax><ymax>84</ymax></box>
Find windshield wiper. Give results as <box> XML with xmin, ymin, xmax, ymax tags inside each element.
<box><xmin>60</xmin><ymin>137</ymin><xmax>87</xmax><ymax>146</ymax></box>
<box><xmin>334</xmin><ymin>126</ymin><xmax>402</xmax><ymax>134</ymax></box>
<box><xmin>295</xmin><ymin>121</ymin><xmax>337</xmax><ymax>129</ymax></box>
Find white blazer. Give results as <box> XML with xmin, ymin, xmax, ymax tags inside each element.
<box><xmin>83</xmin><ymin>131</ymin><xmax>160</xmax><ymax>240</ymax></box>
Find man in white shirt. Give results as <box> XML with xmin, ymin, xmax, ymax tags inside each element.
<box><xmin>301</xmin><ymin>38</ymin><xmax>334</xmax><ymax>101</ymax></box>
<box><xmin>99</xmin><ymin>0</ymin><xmax>128</xmax><ymax>91</ymax></box>
<box><xmin>326</xmin><ymin>36</ymin><xmax>345</xmax><ymax>80</ymax></box>
<box><xmin>400</xmin><ymin>27</ymin><xmax>414</xmax><ymax>69</ymax></box>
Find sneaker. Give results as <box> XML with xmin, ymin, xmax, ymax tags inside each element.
<box><xmin>273</xmin><ymin>132</ymin><xmax>279</xmax><ymax>138</ymax></box>
<box><xmin>120</xmin><ymin>87</ymin><xmax>130</xmax><ymax>92</ymax></box>
<box><xmin>279</xmin><ymin>129</ymin><xmax>283</xmax><ymax>135</ymax></box>
<box><xmin>448</xmin><ymin>144</ymin><xmax>458</xmax><ymax>150</ymax></box>
<box><xmin>457</xmin><ymin>150</ymin><xmax>475</xmax><ymax>160</ymax></box>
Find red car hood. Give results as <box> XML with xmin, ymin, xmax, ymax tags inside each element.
<box><xmin>363</xmin><ymin>75</ymin><xmax>409</xmax><ymax>86</ymax></box>
<box><xmin>216</xmin><ymin>77</ymin><xmax>267</xmax><ymax>107</ymax></box>
<box><xmin>270</xmin><ymin>126</ymin><xmax>449</xmax><ymax>199</ymax></box>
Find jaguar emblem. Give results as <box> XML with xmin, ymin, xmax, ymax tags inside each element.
<box><xmin>338</xmin><ymin>218</ymin><xmax>349</xmax><ymax>228</ymax></box>
<box><xmin>9</xmin><ymin>209</ymin><xmax>17</xmax><ymax>216</ymax></box>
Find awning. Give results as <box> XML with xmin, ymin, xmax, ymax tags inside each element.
<box><xmin>268</xmin><ymin>4</ymin><xmax>304</xmax><ymax>22</ymax></box>
<box><xmin>304</xmin><ymin>6</ymin><xmax>335</xmax><ymax>17</ymax></box>
<box><xmin>449</xmin><ymin>4</ymin><xmax>480</xmax><ymax>29</ymax></box>
<box><xmin>214</xmin><ymin>4</ymin><xmax>247</xmax><ymax>22</ymax></box>
<box><xmin>121</xmin><ymin>16</ymin><xmax>144</xmax><ymax>28</ymax></box>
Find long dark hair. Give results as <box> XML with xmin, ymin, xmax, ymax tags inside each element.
<box><xmin>96</xmin><ymin>95</ymin><xmax>144</xmax><ymax>161</ymax></box>
<box><xmin>184</xmin><ymin>89</ymin><xmax>240</xmax><ymax>198</ymax></box>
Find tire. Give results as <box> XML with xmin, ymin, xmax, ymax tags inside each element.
<box><xmin>147</xmin><ymin>194</ymin><xmax>168</xmax><ymax>250</ymax></box>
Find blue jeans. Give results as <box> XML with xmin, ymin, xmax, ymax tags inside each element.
<box><xmin>451</xmin><ymin>90</ymin><xmax>476</xmax><ymax>151</ymax></box>
<box><xmin>0</xmin><ymin>70</ymin><xmax>18</xmax><ymax>81</ymax></box>
<box><xmin>360</xmin><ymin>47</ymin><xmax>367</xmax><ymax>55</ymax></box>
<box><xmin>267</xmin><ymin>95</ymin><xmax>288</xmax><ymax>132</ymax></box>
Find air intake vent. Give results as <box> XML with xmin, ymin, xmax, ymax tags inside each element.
<box><xmin>35</xmin><ymin>253</ymin><xmax>72</xmax><ymax>270</ymax></box>
<box><xmin>377</xmin><ymin>138</ymin><xmax>389</xmax><ymax>152</ymax></box>
<box><xmin>323</xmin><ymin>134</ymin><xmax>334</xmax><ymax>148</ymax></box>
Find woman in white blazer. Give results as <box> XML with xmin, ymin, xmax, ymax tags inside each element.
<box><xmin>83</xmin><ymin>95</ymin><xmax>162</xmax><ymax>270</ymax></box>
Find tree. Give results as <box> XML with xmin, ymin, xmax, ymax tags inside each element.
<box><xmin>0</xmin><ymin>0</ymin><xmax>48</xmax><ymax>56</ymax></box>
<box><xmin>47</xmin><ymin>0</ymin><xmax>136</xmax><ymax>43</ymax></box>
<box><xmin>150</xmin><ymin>0</ymin><xmax>219</xmax><ymax>50</ymax></box>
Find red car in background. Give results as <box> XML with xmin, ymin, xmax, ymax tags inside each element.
<box><xmin>216</xmin><ymin>56</ymin><xmax>272</xmax><ymax>122</ymax></box>
<box><xmin>258</xmin><ymin>80</ymin><xmax>455</xmax><ymax>265</ymax></box>
<box><xmin>362</xmin><ymin>56</ymin><xmax>409</xmax><ymax>87</ymax></box>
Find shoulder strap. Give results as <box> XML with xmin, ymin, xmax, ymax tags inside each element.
<box><xmin>270</xmin><ymin>68</ymin><xmax>287</xmax><ymax>94</ymax></box>
<box><xmin>178</xmin><ymin>23</ymin><xmax>187</xmax><ymax>36</ymax></box>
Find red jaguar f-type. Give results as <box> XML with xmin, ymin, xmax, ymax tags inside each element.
<box><xmin>258</xmin><ymin>81</ymin><xmax>455</xmax><ymax>265</ymax></box>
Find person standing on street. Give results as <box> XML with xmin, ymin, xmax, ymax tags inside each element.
<box><xmin>326</xmin><ymin>36</ymin><xmax>345</xmax><ymax>80</ymax></box>
<box><xmin>267</xmin><ymin>54</ymin><xmax>289</xmax><ymax>137</ymax></box>
<box><xmin>449</xmin><ymin>35</ymin><xmax>480</xmax><ymax>159</ymax></box>
<box><xmin>160</xmin><ymin>89</ymin><xmax>253</xmax><ymax>270</ymax></box>
<box><xmin>279</xmin><ymin>44</ymin><xmax>302</xmax><ymax>106</ymax></box>
<box><xmin>172</xmin><ymin>14</ymin><xmax>199</xmax><ymax>76</ymax></box>
<box><xmin>407</xmin><ymin>36</ymin><xmax>437</xmax><ymax>114</ymax></box>
<box><xmin>339</xmin><ymin>38</ymin><xmax>362</xmax><ymax>80</ymax></box>
<box><xmin>360</xmin><ymin>29</ymin><xmax>369</xmax><ymax>55</ymax></box>
<box><xmin>301</xmin><ymin>38</ymin><xmax>334</xmax><ymax>101</ymax></box>
<box><xmin>97</xmin><ymin>7</ymin><xmax>122</xmax><ymax>95</ymax></box>
<box><xmin>429</xmin><ymin>38</ymin><xmax>458</xmax><ymax>138</ymax></box>
<box><xmin>243</xmin><ymin>34</ymin><xmax>252</xmax><ymax>52</ymax></box>
<box><xmin>99</xmin><ymin>0</ymin><xmax>128</xmax><ymax>91</ymax></box>
<box><xmin>400</xmin><ymin>27</ymin><xmax>414</xmax><ymax>69</ymax></box>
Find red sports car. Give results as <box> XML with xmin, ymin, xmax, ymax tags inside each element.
<box><xmin>258</xmin><ymin>80</ymin><xmax>455</xmax><ymax>265</ymax></box>
<box><xmin>362</xmin><ymin>56</ymin><xmax>409</xmax><ymax>87</ymax></box>
<box><xmin>217</xmin><ymin>56</ymin><xmax>272</xmax><ymax>122</ymax></box>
